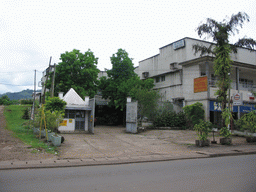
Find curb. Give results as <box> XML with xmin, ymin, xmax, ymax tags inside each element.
<box><xmin>1</xmin><ymin>151</ymin><xmax>256</xmax><ymax>170</ymax></box>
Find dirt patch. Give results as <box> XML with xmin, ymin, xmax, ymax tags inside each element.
<box><xmin>0</xmin><ymin>106</ymin><xmax>56</xmax><ymax>162</ymax></box>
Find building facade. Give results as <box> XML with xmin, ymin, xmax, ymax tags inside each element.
<box><xmin>135</xmin><ymin>37</ymin><xmax>256</xmax><ymax>126</ymax></box>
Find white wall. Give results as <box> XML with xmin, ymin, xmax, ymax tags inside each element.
<box><xmin>59</xmin><ymin>118</ymin><xmax>75</xmax><ymax>132</ymax></box>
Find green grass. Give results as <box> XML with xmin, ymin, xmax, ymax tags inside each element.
<box><xmin>4</xmin><ymin>105</ymin><xmax>57</xmax><ymax>154</ymax></box>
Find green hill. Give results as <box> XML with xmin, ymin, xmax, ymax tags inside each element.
<box><xmin>0</xmin><ymin>89</ymin><xmax>41</xmax><ymax>100</ymax></box>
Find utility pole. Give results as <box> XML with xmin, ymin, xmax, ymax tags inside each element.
<box><xmin>42</xmin><ymin>56</ymin><xmax>52</xmax><ymax>104</ymax></box>
<box><xmin>51</xmin><ymin>63</ymin><xmax>56</xmax><ymax>98</ymax></box>
<box><xmin>32</xmin><ymin>69</ymin><xmax>36</xmax><ymax>120</ymax></box>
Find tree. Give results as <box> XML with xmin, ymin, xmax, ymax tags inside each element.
<box><xmin>99</xmin><ymin>49</ymin><xmax>158</xmax><ymax>112</ymax></box>
<box><xmin>193</xmin><ymin>12</ymin><xmax>256</xmax><ymax>113</ymax></box>
<box><xmin>0</xmin><ymin>95</ymin><xmax>11</xmax><ymax>105</ymax></box>
<box><xmin>51</xmin><ymin>49</ymin><xmax>100</xmax><ymax>98</ymax></box>
<box><xmin>99</xmin><ymin>49</ymin><xmax>137</xmax><ymax>110</ymax></box>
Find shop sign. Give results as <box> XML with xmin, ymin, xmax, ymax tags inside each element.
<box><xmin>194</xmin><ymin>76</ymin><xmax>208</xmax><ymax>93</ymax></box>
<box><xmin>210</xmin><ymin>101</ymin><xmax>255</xmax><ymax>113</ymax></box>
<box><xmin>60</xmin><ymin>120</ymin><xmax>67</xmax><ymax>126</ymax></box>
<box><xmin>210</xmin><ymin>101</ymin><xmax>238</xmax><ymax>112</ymax></box>
<box><xmin>233</xmin><ymin>93</ymin><xmax>243</xmax><ymax>106</ymax></box>
<box><xmin>240</xmin><ymin>104</ymin><xmax>256</xmax><ymax>113</ymax></box>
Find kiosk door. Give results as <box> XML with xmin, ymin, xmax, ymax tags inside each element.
<box><xmin>75</xmin><ymin>110</ymin><xmax>85</xmax><ymax>130</ymax></box>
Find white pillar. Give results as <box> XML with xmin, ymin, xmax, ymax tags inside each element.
<box><xmin>58</xmin><ymin>92</ymin><xmax>64</xmax><ymax>100</ymax></box>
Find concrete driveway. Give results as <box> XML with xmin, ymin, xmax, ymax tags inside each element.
<box><xmin>58</xmin><ymin>126</ymin><xmax>196</xmax><ymax>160</ymax></box>
<box><xmin>57</xmin><ymin>126</ymin><xmax>255</xmax><ymax>160</ymax></box>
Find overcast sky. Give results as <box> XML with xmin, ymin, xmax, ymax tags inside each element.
<box><xmin>0</xmin><ymin>0</ymin><xmax>255</xmax><ymax>94</ymax></box>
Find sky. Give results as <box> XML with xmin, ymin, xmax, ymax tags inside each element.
<box><xmin>0</xmin><ymin>0</ymin><xmax>255</xmax><ymax>94</ymax></box>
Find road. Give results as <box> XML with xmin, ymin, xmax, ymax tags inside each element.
<box><xmin>1</xmin><ymin>155</ymin><xmax>256</xmax><ymax>192</ymax></box>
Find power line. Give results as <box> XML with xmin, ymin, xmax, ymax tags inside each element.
<box><xmin>0</xmin><ymin>70</ymin><xmax>43</xmax><ymax>74</ymax></box>
<box><xmin>0</xmin><ymin>83</ymin><xmax>34</xmax><ymax>86</ymax></box>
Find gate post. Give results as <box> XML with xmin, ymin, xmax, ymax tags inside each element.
<box><xmin>88</xmin><ymin>98</ymin><xmax>95</xmax><ymax>134</ymax></box>
<box><xmin>126</xmin><ymin>97</ymin><xmax>138</xmax><ymax>133</ymax></box>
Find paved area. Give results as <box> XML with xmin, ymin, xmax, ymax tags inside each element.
<box><xmin>0</xmin><ymin>126</ymin><xmax>256</xmax><ymax>170</ymax></box>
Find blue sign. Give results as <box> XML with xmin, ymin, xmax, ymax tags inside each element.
<box><xmin>210</xmin><ymin>101</ymin><xmax>255</xmax><ymax>113</ymax></box>
<box><xmin>210</xmin><ymin>101</ymin><xmax>238</xmax><ymax>112</ymax></box>
<box><xmin>240</xmin><ymin>104</ymin><xmax>255</xmax><ymax>113</ymax></box>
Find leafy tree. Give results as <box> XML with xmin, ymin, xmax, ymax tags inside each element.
<box><xmin>183</xmin><ymin>102</ymin><xmax>205</xmax><ymax>128</ymax></box>
<box><xmin>99</xmin><ymin>49</ymin><xmax>158</xmax><ymax>122</ymax></box>
<box><xmin>51</xmin><ymin>49</ymin><xmax>100</xmax><ymax>98</ymax></box>
<box><xmin>129</xmin><ymin>78</ymin><xmax>160</xmax><ymax>120</ymax></box>
<box><xmin>193</xmin><ymin>12</ymin><xmax>256</xmax><ymax>113</ymax></box>
<box><xmin>99</xmin><ymin>49</ymin><xmax>137</xmax><ymax>110</ymax></box>
<box><xmin>0</xmin><ymin>95</ymin><xmax>11</xmax><ymax>105</ymax></box>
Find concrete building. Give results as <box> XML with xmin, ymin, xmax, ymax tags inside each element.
<box><xmin>135</xmin><ymin>37</ymin><xmax>256</xmax><ymax>126</ymax></box>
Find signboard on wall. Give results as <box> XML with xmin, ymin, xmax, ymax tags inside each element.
<box><xmin>60</xmin><ymin>120</ymin><xmax>67</xmax><ymax>126</ymax></box>
<box><xmin>173</xmin><ymin>39</ymin><xmax>185</xmax><ymax>50</ymax></box>
<box><xmin>194</xmin><ymin>76</ymin><xmax>208</xmax><ymax>93</ymax></box>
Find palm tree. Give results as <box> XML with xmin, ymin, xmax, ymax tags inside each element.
<box><xmin>193</xmin><ymin>12</ymin><xmax>256</xmax><ymax>113</ymax></box>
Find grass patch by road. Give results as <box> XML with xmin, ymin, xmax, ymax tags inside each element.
<box><xmin>4</xmin><ymin>105</ymin><xmax>57</xmax><ymax>154</ymax></box>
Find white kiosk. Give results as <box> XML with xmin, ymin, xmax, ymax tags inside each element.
<box><xmin>58</xmin><ymin>88</ymin><xmax>95</xmax><ymax>133</ymax></box>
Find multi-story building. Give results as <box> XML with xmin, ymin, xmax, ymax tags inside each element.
<box><xmin>135</xmin><ymin>37</ymin><xmax>256</xmax><ymax>126</ymax></box>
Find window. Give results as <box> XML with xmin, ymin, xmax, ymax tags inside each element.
<box><xmin>201</xmin><ymin>72</ymin><xmax>206</xmax><ymax>76</ymax></box>
<box><xmin>155</xmin><ymin>77</ymin><xmax>160</xmax><ymax>83</ymax></box>
<box><xmin>161</xmin><ymin>75</ymin><xmax>165</xmax><ymax>82</ymax></box>
<box><xmin>239</xmin><ymin>78</ymin><xmax>253</xmax><ymax>88</ymax></box>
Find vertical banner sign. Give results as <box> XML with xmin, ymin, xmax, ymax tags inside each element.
<box><xmin>194</xmin><ymin>76</ymin><xmax>208</xmax><ymax>93</ymax></box>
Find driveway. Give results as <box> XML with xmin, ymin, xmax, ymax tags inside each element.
<box><xmin>58</xmin><ymin>126</ymin><xmax>196</xmax><ymax>159</ymax></box>
<box><xmin>57</xmin><ymin>126</ymin><xmax>254</xmax><ymax>160</ymax></box>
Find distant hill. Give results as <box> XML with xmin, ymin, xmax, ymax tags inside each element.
<box><xmin>0</xmin><ymin>89</ymin><xmax>41</xmax><ymax>100</ymax></box>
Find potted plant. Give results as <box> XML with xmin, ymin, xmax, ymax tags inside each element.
<box><xmin>219</xmin><ymin>127</ymin><xmax>232</xmax><ymax>145</ymax></box>
<box><xmin>194</xmin><ymin>120</ymin><xmax>212</xmax><ymax>147</ymax></box>
<box><xmin>45</xmin><ymin>110</ymin><xmax>64</xmax><ymax>146</ymax></box>
<box><xmin>219</xmin><ymin>109</ymin><xmax>232</xmax><ymax>145</ymax></box>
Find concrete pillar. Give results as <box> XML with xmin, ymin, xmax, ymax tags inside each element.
<box><xmin>58</xmin><ymin>92</ymin><xmax>64</xmax><ymax>100</ymax></box>
<box><xmin>85</xmin><ymin>96</ymin><xmax>89</xmax><ymax>105</ymax></box>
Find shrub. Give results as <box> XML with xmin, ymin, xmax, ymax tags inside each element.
<box><xmin>152</xmin><ymin>102</ymin><xmax>186</xmax><ymax>128</ymax></box>
<box><xmin>20</xmin><ymin>99</ymin><xmax>33</xmax><ymax>105</ymax></box>
<box><xmin>45</xmin><ymin>97</ymin><xmax>67</xmax><ymax>113</ymax></box>
<box><xmin>236</xmin><ymin>111</ymin><xmax>256</xmax><ymax>133</ymax></box>
<box><xmin>22</xmin><ymin>107</ymin><xmax>31</xmax><ymax>120</ymax></box>
<box><xmin>194</xmin><ymin>120</ymin><xmax>212</xmax><ymax>141</ymax></box>
<box><xmin>183</xmin><ymin>102</ymin><xmax>205</xmax><ymax>128</ymax></box>
<box><xmin>220</xmin><ymin>127</ymin><xmax>231</xmax><ymax>138</ymax></box>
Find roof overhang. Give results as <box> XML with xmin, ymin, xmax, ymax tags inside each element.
<box><xmin>65</xmin><ymin>105</ymin><xmax>92</xmax><ymax>111</ymax></box>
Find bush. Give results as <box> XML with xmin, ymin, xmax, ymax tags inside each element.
<box><xmin>152</xmin><ymin>102</ymin><xmax>186</xmax><ymax>128</ymax></box>
<box><xmin>22</xmin><ymin>107</ymin><xmax>31</xmax><ymax>120</ymax></box>
<box><xmin>20</xmin><ymin>99</ymin><xmax>33</xmax><ymax>105</ymax></box>
<box><xmin>220</xmin><ymin>127</ymin><xmax>231</xmax><ymax>138</ymax></box>
<box><xmin>236</xmin><ymin>111</ymin><xmax>256</xmax><ymax>133</ymax></box>
<box><xmin>183</xmin><ymin>102</ymin><xmax>205</xmax><ymax>128</ymax></box>
<box><xmin>45</xmin><ymin>97</ymin><xmax>67</xmax><ymax>113</ymax></box>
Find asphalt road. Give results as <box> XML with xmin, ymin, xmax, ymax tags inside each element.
<box><xmin>1</xmin><ymin>155</ymin><xmax>256</xmax><ymax>192</ymax></box>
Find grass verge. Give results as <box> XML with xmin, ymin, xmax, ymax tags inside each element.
<box><xmin>4</xmin><ymin>105</ymin><xmax>57</xmax><ymax>154</ymax></box>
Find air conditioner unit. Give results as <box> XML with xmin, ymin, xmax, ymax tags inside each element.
<box><xmin>142</xmin><ymin>72</ymin><xmax>149</xmax><ymax>78</ymax></box>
